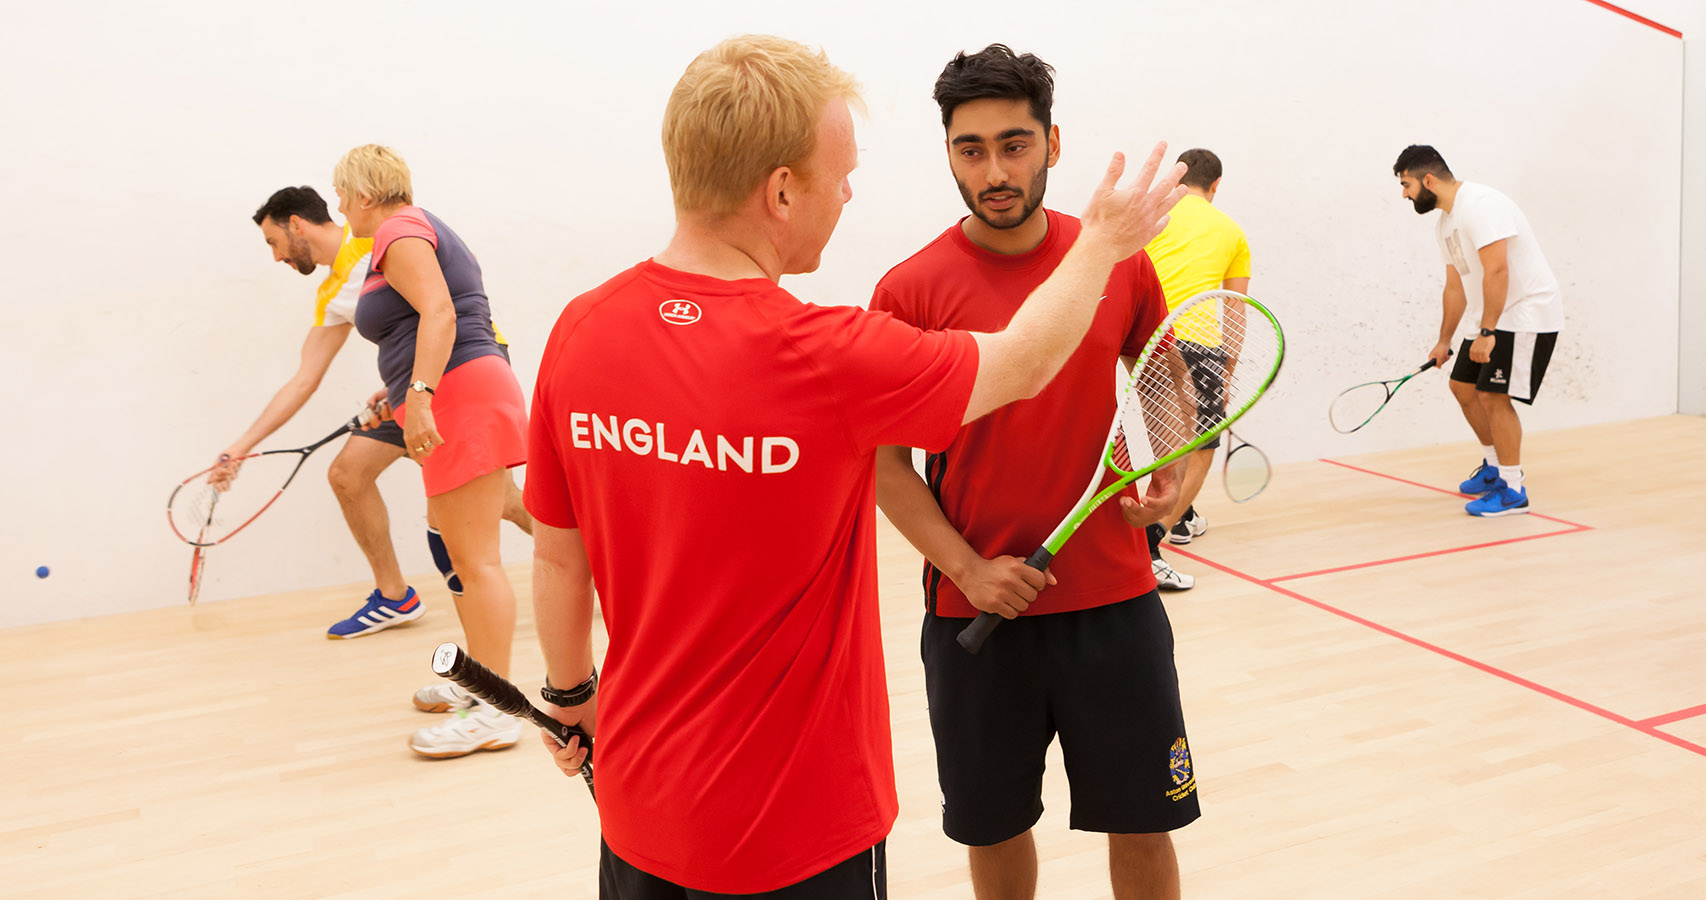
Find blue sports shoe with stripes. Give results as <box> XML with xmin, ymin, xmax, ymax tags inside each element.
<box><xmin>1466</xmin><ymin>486</ymin><xmax>1529</xmax><ymax>517</ymax></box>
<box><xmin>327</xmin><ymin>587</ymin><xmax>425</xmax><ymax>639</ymax></box>
<box><xmin>1457</xmin><ymin>462</ymin><xmax>1506</xmax><ymax>496</ymax></box>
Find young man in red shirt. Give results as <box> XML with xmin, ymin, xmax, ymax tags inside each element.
<box><xmin>873</xmin><ymin>45</ymin><xmax>1199</xmax><ymax>900</ymax></box>
<box><xmin>524</xmin><ymin>35</ymin><xmax>1185</xmax><ymax>900</ymax></box>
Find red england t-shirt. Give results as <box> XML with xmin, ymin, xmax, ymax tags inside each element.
<box><xmin>870</xmin><ymin>210</ymin><xmax>1167</xmax><ymax>618</ymax></box>
<box><xmin>525</xmin><ymin>260</ymin><xmax>978</xmax><ymax>893</ymax></box>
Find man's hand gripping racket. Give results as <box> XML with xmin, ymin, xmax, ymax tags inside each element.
<box><xmin>431</xmin><ymin>642</ymin><xmax>595</xmax><ymax>797</ymax></box>
<box><xmin>957</xmin><ymin>289</ymin><xmax>1285</xmax><ymax>653</ymax></box>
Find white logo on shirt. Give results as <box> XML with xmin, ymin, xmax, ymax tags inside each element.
<box><xmin>566</xmin><ymin>412</ymin><xmax>798</xmax><ymax>474</ymax></box>
<box><xmin>659</xmin><ymin>300</ymin><xmax>702</xmax><ymax>325</ymax></box>
<box><xmin>1444</xmin><ymin>232</ymin><xmax>1471</xmax><ymax>276</ymax></box>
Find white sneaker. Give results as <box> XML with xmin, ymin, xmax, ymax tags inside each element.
<box><xmin>409</xmin><ymin>703</ymin><xmax>523</xmax><ymax>759</ymax></box>
<box><xmin>1167</xmin><ymin>508</ymin><xmax>1207</xmax><ymax>545</ymax></box>
<box><xmin>1152</xmin><ymin>557</ymin><xmax>1195</xmax><ymax>591</ymax></box>
<box><xmin>413</xmin><ymin>681</ymin><xmax>475</xmax><ymax>713</ymax></box>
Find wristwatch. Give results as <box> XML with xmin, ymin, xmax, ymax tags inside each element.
<box><xmin>542</xmin><ymin>668</ymin><xmax>598</xmax><ymax>707</ymax></box>
<box><xmin>408</xmin><ymin>379</ymin><xmax>435</xmax><ymax>396</ymax></box>
<box><xmin>1478</xmin><ymin>328</ymin><xmax>1495</xmax><ymax>337</ymax></box>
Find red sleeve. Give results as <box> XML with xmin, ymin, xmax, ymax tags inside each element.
<box><xmin>1119</xmin><ymin>251</ymin><xmax>1169</xmax><ymax>357</ymax></box>
<box><xmin>523</xmin><ymin>350</ymin><xmax>577</xmax><ymax>529</ymax></box>
<box><xmin>370</xmin><ymin>207</ymin><xmax>438</xmax><ymax>271</ymax></box>
<box><xmin>868</xmin><ymin>282</ymin><xmax>916</xmax><ymax>327</ymax></box>
<box><xmin>797</xmin><ymin>305</ymin><xmax>978</xmax><ymax>453</ymax></box>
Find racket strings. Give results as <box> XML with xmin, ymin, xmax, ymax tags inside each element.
<box><xmin>1329</xmin><ymin>383</ymin><xmax>1393</xmax><ymax>433</ymax></box>
<box><xmin>1224</xmin><ymin>443</ymin><xmax>1272</xmax><ymax>502</ymax></box>
<box><xmin>169</xmin><ymin>454</ymin><xmax>297</xmax><ymax>543</ymax></box>
<box><xmin>1114</xmin><ymin>291</ymin><xmax>1281</xmax><ymax>473</ymax></box>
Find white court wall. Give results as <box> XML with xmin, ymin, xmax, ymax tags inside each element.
<box><xmin>0</xmin><ymin>0</ymin><xmax>1683</xmax><ymax>626</ymax></box>
<box><xmin>1629</xmin><ymin>0</ymin><xmax>1703</xmax><ymax>413</ymax></box>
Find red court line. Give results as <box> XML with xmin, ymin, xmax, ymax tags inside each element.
<box><xmin>1638</xmin><ymin>703</ymin><xmax>1706</xmax><ymax>728</ymax></box>
<box><xmin>1580</xmin><ymin>0</ymin><xmax>1682</xmax><ymax>38</ymax></box>
<box><xmin>1318</xmin><ymin>458</ymin><xmax>1590</xmax><ymax>530</ymax></box>
<box><xmin>1270</xmin><ymin>525</ymin><xmax>1591</xmax><ymax>582</ymax></box>
<box><xmin>1170</xmin><ymin>546</ymin><xmax>1706</xmax><ymax>758</ymax></box>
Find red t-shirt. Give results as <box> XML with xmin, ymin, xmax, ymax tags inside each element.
<box><xmin>871</xmin><ymin>210</ymin><xmax>1167</xmax><ymax>618</ymax></box>
<box><xmin>525</xmin><ymin>260</ymin><xmax>978</xmax><ymax>893</ymax></box>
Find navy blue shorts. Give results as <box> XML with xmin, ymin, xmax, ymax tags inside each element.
<box><xmin>350</xmin><ymin>418</ymin><xmax>405</xmax><ymax>448</ymax></box>
<box><xmin>922</xmin><ymin>592</ymin><xmax>1201</xmax><ymax>845</ymax></box>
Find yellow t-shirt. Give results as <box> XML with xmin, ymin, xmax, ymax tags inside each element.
<box><xmin>1143</xmin><ymin>194</ymin><xmax>1251</xmax><ymax>346</ymax></box>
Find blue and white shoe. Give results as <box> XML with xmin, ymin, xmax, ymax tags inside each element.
<box><xmin>1466</xmin><ymin>486</ymin><xmax>1530</xmax><ymax>517</ymax></box>
<box><xmin>1458</xmin><ymin>462</ymin><xmax>1507</xmax><ymax>496</ymax></box>
<box><xmin>327</xmin><ymin>587</ymin><xmax>424</xmax><ymax>639</ymax></box>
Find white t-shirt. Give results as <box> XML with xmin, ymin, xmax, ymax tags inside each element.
<box><xmin>1435</xmin><ymin>181</ymin><xmax>1564</xmax><ymax>335</ymax></box>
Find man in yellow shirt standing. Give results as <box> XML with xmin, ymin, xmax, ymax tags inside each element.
<box><xmin>1141</xmin><ymin>149</ymin><xmax>1251</xmax><ymax>585</ymax></box>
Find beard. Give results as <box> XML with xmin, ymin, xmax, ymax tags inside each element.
<box><xmin>1411</xmin><ymin>186</ymin><xmax>1439</xmax><ymax>214</ymax></box>
<box><xmin>286</xmin><ymin>233</ymin><xmax>316</xmax><ymax>274</ymax></box>
<box><xmin>957</xmin><ymin>165</ymin><xmax>1048</xmax><ymax>230</ymax></box>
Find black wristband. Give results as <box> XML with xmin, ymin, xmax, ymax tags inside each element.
<box><xmin>542</xmin><ymin>668</ymin><xmax>597</xmax><ymax>707</ymax></box>
<box><xmin>1478</xmin><ymin>328</ymin><xmax>1495</xmax><ymax>337</ymax></box>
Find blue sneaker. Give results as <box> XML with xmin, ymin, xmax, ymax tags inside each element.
<box><xmin>1458</xmin><ymin>462</ymin><xmax>1507</xmax><ymax>496</ymax></box>
<box><xmin>327</xmin><ymin>587</ymin><xmax>425</xmax><ymax>639</ymax></box>
<box><xmin>1466</xmin><ymin>486</ymin><xmax>1529</xmax><ymax>517</ymax></box>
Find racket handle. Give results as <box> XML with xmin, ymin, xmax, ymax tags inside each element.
<box><xmin>1419</xmin><ymin>346</ymin><xmax>1453</xmax><ymax>373</ymax></box>
<box><xmin>431</xmin><ymin>642</ymin><xmax>595</xmax><ymax>798</ymax></box>
<box><xmin>956</xmin><ymin>548</ymin><xmax>1055</xmax><ymax>654</ymax></box>
<box><xmin>957</xmin><ymin>613</ymin><xmax>1001</xmax><ymax>654</ymax></box>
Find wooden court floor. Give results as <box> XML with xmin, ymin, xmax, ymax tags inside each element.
<box><xmin>4</xmin><ymin>415</ymin><xmax>1704</xmax><ymax>898</ymax></box>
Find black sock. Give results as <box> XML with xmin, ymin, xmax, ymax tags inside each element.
<box><xmin>1146</xmin><ymin>523</ymin><xmax>1165</xmax><ymax>560</ymax></box>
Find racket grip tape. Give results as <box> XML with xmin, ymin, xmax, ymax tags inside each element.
<box><xmin>1420</xmin><ymin>347</ymin><xmax>1453</xmax><ymax>372</ymax></box>
<box><xmin>431</xmin><ymin>642</ymin><xmax>595</xmax><ymax>797</ymax></box>
<box><xmin>955</xmin><ymin>548</ymin><xmax>1054</xmax><ymax>654</ymax></box>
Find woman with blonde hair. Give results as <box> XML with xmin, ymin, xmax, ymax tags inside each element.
<box><xmin>335</xmin><ymin>143</ymin><xmax>529</xmax><ymax>758</ymax></box>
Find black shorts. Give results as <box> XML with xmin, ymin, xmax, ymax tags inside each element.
<box><xmin>1179</xmin><ymin>343</ymin><xmax>1227</xmax><ymax>450</ymax></box>
<box><xmin>1450</xmin><ymin>331</ymin><xmax>1558</xmax><ymax>405</ymax></box>
<box><xmin>599</xmin><ymin>840</ymin><xmax>885</xmax><ymax>899</ymax></box>
<box><xmin>922</xmin><ymin>593</ymin><xmax>1201</xmax><ymax>845</ymax></box>
<box><xmin>350</xmin><ymin>418</ymin><xmax>406</xmax><ymax>448</ymax></box>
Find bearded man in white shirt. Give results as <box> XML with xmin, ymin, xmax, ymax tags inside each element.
<box><xmin>1395</xmin><ymin>145</ymin><xmax>1563</xmax><ymax>517</ymax></box>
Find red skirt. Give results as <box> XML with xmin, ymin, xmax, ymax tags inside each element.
<box><xmin>395</xmin><ymin>354</ymin><xmax>527</xmax><ymax>497</ymax></box>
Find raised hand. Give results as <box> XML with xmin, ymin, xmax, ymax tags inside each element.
<box><xmin>1079</xmin><ymin>142</ymin><xmax>1189</xmax><ymax>261</ymax></box>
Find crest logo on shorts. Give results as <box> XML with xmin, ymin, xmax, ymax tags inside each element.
<box><xmin>1168</xmin><ymin>738</ymin><xmax>1192</xmax><ymax>785</ymax></box>
<box><xmin>659</xmin><ymin>299</ymin><xmax>702</xmax><ymax>325</ymax></box>
<box><xmin>1164</xmin><ymin>737</ymin><xmax>1198</xmax><ymax>802</ymax></box>
<box><xmin>1491</xmin><ymin>368</ymin><xmax>1507</xmax><ymax>384</ymax></box>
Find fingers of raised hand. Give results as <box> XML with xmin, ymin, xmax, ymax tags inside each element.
<box><xmin>1131</xmin><ymin>141</ymin><xmax>1169</xmax><ymax>196</ymax></box>
<box><xmin>1096</xmin><ymin>151</ymin><xmax>1128</xmax><ymax>194</ymax></box>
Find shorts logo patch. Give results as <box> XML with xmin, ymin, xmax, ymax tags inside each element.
<box><xmin>1165</xmin><ymin>737</ymin><xmax>1197</xmax><ymax>802</ymax></box>
<box><xmin>659</xmin><ymin>300</ymin><xmax>702</xmax><ymax>325</ymax></box>
<box><xmin>1490</xmin><ymin>368</ymin><xmax>1507</xmax><ymax>385</ymax></box>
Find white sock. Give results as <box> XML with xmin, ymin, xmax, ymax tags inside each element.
<box><xmin>1482</xmin><ymin>445</ymin><xmax>1498</xmax><ymax>466</ymax></box>
<box><xmin>1498</xmin><ymin>465</ymin><xmax>1523</xmax><ymax>490</ymax></box>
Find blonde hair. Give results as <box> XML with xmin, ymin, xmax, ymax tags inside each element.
<box><xmin>663</xmin><ymin>35</ymin><xmax>862</xmax><ymax>216</ymax></box>
<box><xmin>333</xmin><ymin>144</ymin><xmax>413</xmax><ymax>206</ymax></box>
